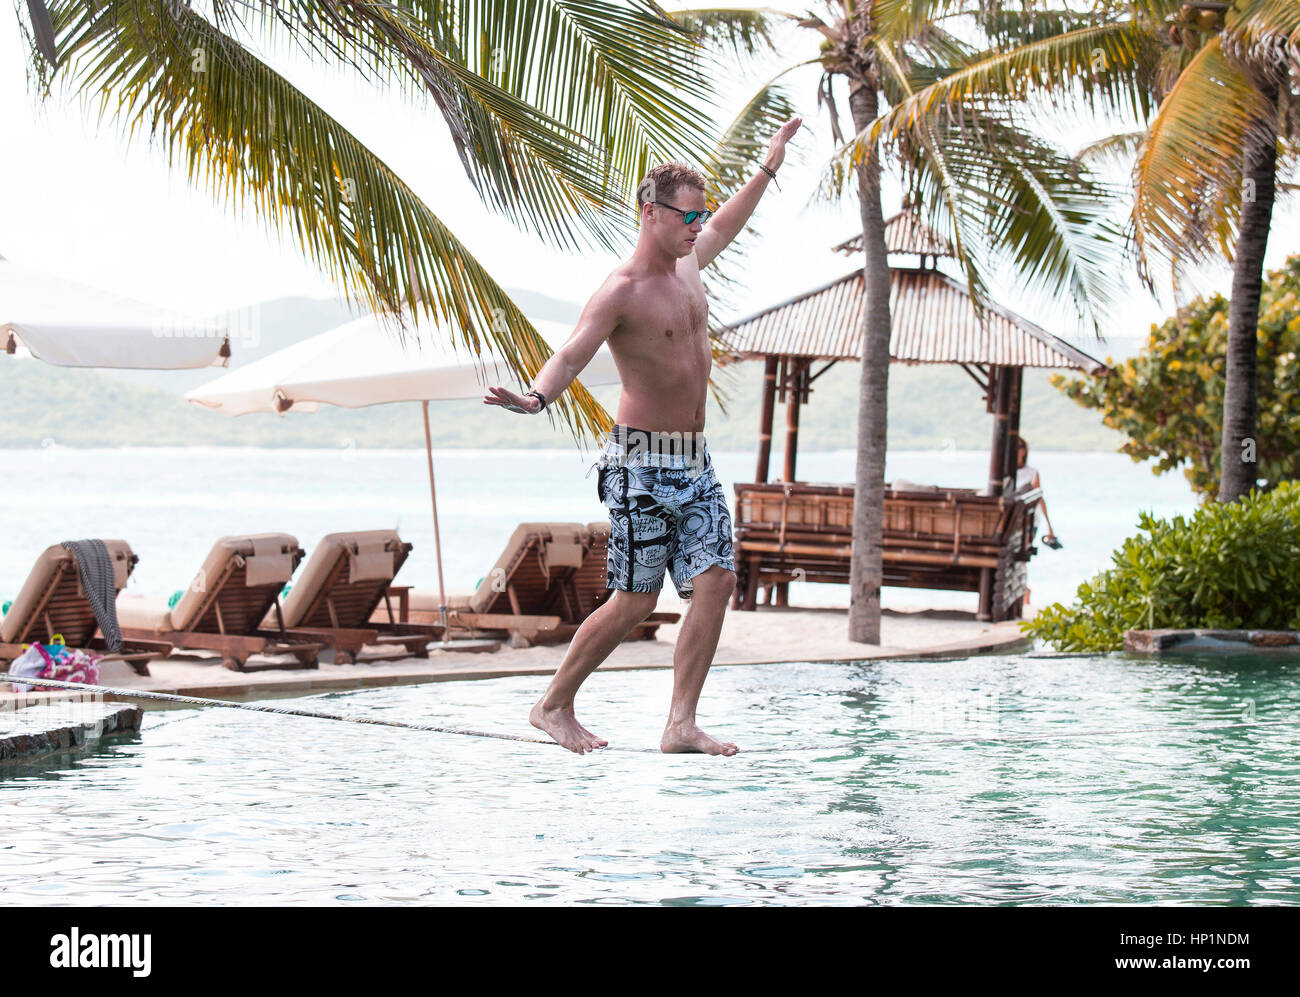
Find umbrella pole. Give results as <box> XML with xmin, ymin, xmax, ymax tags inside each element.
<box><xmin>421</xmin><ymin>400</ymin><xmax>450</xmax><ymax>643</ymax></box>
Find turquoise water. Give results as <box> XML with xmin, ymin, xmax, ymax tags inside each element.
<box><xmin>3</xmin><ymin>651</ymin><xmax>1297</xmax><ymax>906</ymax></box>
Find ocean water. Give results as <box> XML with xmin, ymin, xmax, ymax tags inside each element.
<box><xmin>0</xmin><ymin>446</ymin><xmax>1197</xmax><ymax>611</ymax></box>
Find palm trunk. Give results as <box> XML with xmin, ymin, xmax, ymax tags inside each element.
<box><xmin>1219</xmin><ymin>83</ymin><xmax>1278</xmax><ymax>502</ymax></box>
<box><xmin>847</xmin><ymin>78</ymin><xmax>890</xmax><ymax>644</ymax></box>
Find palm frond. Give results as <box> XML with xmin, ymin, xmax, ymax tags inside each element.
<box><xmin>870</xmin><ymin>0</ymin><xmax>967</xmax><ymax>42</ymax></box>
<box><xmin>1132</xmin><ymin>36</ymin><xmax>1276</xmax><ymax>267</ymax></box>
<box><xmin>202</xmin><ymin>1</ymin><xmax>723</xmax><ymax>252</ymax></box>
<box><xmin>819</xmin><ymin>18</ymin><xmax>1162</xmax><ymax>206</ymax></box>
<box><xmin>1077</xmin><ymin>129</ymin><xmax>1147</xmax><ymax>168</ymax></box>
<box><xmin>962</xmin><ymin>118</ymin><xmax>1126</xmax><ymax>335</ymax></box>
<box><xmin>46</xmin><ymin>0</ymin><xmax>612</xmax><ymax>441</ymax></box>
<box><xmin>970</xmin><ymin>4</ymin><xmax>1116</xmax><ymax>50</ymax></box>
<box><xmin>665</xmin><ymin>5</ymin><xmax>790</xmax><ymax>57</ymax></box>
<box><xmin>438</xmin><ymin>1</ymin><xmax>723</xmax><ymax>201</ymax></box>
<box><xmin>870</xmin><ymin>38</ymin><xmax>991</xmax><ymax>312</ymax></box>
<box><xmin>836</xmin><ymin>36</ymin><xmax>1124</xmax><ymax>335</ymax></box>
<box><xmin>1225</xmin><ymin>0</ymin><xmax>1300</xmax><ymax>67</ymax></box>
<box><xmin>905</xmin><ymin>109</ymin><xmax>1125</xmax><ymax>336</ymax></box>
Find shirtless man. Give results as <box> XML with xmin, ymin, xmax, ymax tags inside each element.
<box><xmin>485</xmin><ymin>118</ymin><xmax>803</xmax><ymax>755</ymax></box>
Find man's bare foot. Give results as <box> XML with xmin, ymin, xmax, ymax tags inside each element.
<box><xmin>661</xmin><ymin>721</ymin><xmax>738</xmax><ymax>756</ymax></box>
<box><xmin>530</xmin><ymin>700</ymin><xmax>608</xmax><ymax>754</ymax></box>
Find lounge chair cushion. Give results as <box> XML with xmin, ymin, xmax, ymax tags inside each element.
<box><xmin>543</xmin><ymin>525</ymin><xmax>585</xmax><ymax>572</ymax></box>
<box><xmin>348</xmin><ymin>536</ymin><xmax>397</xmax><ymax>583</ymax></box>
<box><xmin>115</xmin><ymin>593</ymin><xmax>174</xmax><ymax>632</ymax></box>
<box><xmin>404</xmin><ymin>522</ymin><xmax>591</xmax><ymax>618</ymax></box>
<box><xmin>467</xmin><ymin>522</ymin><xmax>587</xmax><ymax>614</ymax></box>
<box><xmin>1</xmin><ymin>540</ymin><xmax>135</xmax><ymax>644</ymax></box>
<box><xmin>275</xmin><ymin>530</ymin><xmax>405</xmax><ymax>628</ymax></box>
<box><xmin>245</xmin><ymin>535</ymin><xmax>296</xmax><ymax>587</ymax></box>
<box><xmin>170</xmin><ymin>534</ymin><xmax>300</xmax><ymax>633</ymax></box>
<box><xmin>407</xmin><ymin>590</ymin><xmax>474</xmax><ymax>614</ymax></box>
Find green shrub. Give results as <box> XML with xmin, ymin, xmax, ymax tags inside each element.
<box><xmin>1022</xmin><ymin>480</ymin><xmax>1300</xmax><ymax>650</ymax></box>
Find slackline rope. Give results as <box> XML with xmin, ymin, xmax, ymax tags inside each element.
<box><xmin>4</xmin><ymin>672</ymin><xmax>1299</xmax><ymax>754</ymax></box>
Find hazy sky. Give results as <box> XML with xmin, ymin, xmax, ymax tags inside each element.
<box><xmin>2</xmin><ymin>3</ymin><xmax>1296</xmax><ymax>357</ymax></box>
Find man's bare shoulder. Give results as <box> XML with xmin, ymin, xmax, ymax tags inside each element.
<box><xmin>583</xmin><ymin>263</ymin><xmax>655</xmax><ymax>334</ymax></box>
<box><xmin>585</xmin><ymin>266</ymin><xmax>639</xmax><ymax>312</ymax></box>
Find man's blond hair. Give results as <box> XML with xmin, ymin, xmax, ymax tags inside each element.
<box><xmin>636</xmin><ymin>162</ymin><xmax>706</xmax><ymax>209</ymax></box>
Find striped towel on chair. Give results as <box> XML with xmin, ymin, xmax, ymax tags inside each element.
<box><xmin>60</xmin><ymin>539</ymin><xmax>123</xmax><ymax>653</ymax></box>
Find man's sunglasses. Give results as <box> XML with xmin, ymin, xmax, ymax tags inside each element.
<box><xmin>653</xmin><ymin>200</ymin><xmax>713</xmax><ymax>225</ymax></box>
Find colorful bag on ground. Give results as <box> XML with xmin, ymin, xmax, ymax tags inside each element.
<box><xmin>7</xmin><ymin>643</ymin><xmax>53</xmax><ymax>693</ymax></box>
<box><xmin>7</xmin><ymin>640</ymin><xmax>100</xmax><ymax>692</ymax></box>
<box><xmin>40</xmin><ymin>646</ymin><xmax>102</xmax><ymax>686</ymax></box>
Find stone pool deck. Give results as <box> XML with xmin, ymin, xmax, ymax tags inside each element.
<box><xmin>1</xmin><ymin>603</ymin><xmax>1030</xmax><ymax>707</ymax></box>
<box><xmin>1124</xmin><ymin>628</ymin><xmax>1300</xmax><ymax>654</ymax></box>
<box><xmin>0</xmin><ymin>702</ymin><xmax>143</xmax><ymax>762</ymax></box>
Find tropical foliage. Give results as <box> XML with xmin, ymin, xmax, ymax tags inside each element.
<box><xmin>677</xmin><ymin>0</ymin><xmax>1136</xmax><ymax>642</ymax></box>
<box><xmin>16</xmin><ymin>0</ymin><xmax>787</xmax><ymax>441</ymax></box>
<box><xmin>1022</xmin><ymin>480</ymin><xmax>1300</xmax><ymax>651</ymax></box>
<box><xmin>1079</xmin><ymin>0</ymin><xmax>1300</xmax><ymax>500</ymax></box>
<box><xmin>1052</xmin><ymin>254</ymin><xmax>1300</xmax><ymax>500</ymax></box>
<box><xmin>825</xmin><ymin>1</ymin><xmax>1298</xmax><ymax>501</ymax></box>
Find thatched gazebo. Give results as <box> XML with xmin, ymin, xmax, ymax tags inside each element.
<box><xmin>716</xmin><ymin>209</ymin><xmax>1106</xmax><ymax>621</ymax></box>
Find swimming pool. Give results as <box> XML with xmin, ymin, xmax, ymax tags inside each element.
<box><xmin>3</xmin><ymin>652</ymin><xmax>1297</xmax><ymax>906</ymax></box>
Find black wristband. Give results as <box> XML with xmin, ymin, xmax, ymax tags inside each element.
<box><xmin>524</xmin><ymin>389</ymin><xmax>547</xmax><ymax>413</ymax></box>
<box><xmin>758</xmin><ymin>164</ymin><xmax>781</xmax><ymax>191</ymax></box>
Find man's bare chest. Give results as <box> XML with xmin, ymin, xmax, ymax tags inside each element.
<box><xmin>627</xmin><ymin>277</ymin><xmax>709</xmax><ymax>344</ymax></box>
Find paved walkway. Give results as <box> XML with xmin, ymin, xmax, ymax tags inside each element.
<box><xmin>2</xmin><ymin>603</ymin><xmax>1030</xmax><ymax>707</ymax></box>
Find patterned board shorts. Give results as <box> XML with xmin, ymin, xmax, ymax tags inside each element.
<box><xmin>590</xmin><ymin>425</ymin><xmax>735</xmax><ymax>600</ymax></box>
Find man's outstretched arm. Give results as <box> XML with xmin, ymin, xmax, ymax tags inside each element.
<box><xmin>693</xmin><ymin>117</ymin><xmax>802</xmax><ymax>270</ymax></box>
<box><xmin>483</xmin><ymin>278</ymin><xmax>627</xmax><ymax>415</ymax></box>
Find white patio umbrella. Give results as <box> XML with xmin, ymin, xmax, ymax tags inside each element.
<box><xmin>1</xmin><ymin>253</ymin><xmax>230</xmax><ymax>368</ymax></box>
<box><xmin>185</xmin><ymin>311</ymin><xmax>620</xmax><ymax>637</ymax></box>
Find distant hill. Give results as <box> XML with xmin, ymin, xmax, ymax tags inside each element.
<box><xmin>2</xmin><ymin>331</ymin><xmax>1124</xmax><ymax>453</ymax></box>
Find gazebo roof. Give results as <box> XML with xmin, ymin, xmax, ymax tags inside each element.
<box><xmin>832</xmin><ymin>208</ymin><xmax>956</xmax><ymax>258</ymax></box>
<box><xmin>716</xmin><ymin>267</ymin><xmax>1107</xmax><ymax>373</ymax></box>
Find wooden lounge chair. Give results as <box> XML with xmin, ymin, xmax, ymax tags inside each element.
<box><xmin>269</xmin><ymin>530</ymin><xmax>451</xmax><ymax>663</ymax></box>
<box><xmin>393</xmin><ymin>522</ymin><xmax>679</xmax><ymax>647</ymax></box>
<box><xmin>0</xmin><ymin>540</ymin><xmax>172</xmax><ymax>678</ymax></box>
<box><xmin>118</xmin><ymin>534</ymin><xmax>324</xmax><ymax>671</ymax></box>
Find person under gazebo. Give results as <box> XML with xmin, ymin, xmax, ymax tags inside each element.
<box><xmin>1015</xmin><ymin>438</ymin><xmax>1061</xmax><ymax>549</ymax></box>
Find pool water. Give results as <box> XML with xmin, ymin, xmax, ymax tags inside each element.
<box><xmin>3</xmin><ymin>652</ymin><xmax>1298</xmax><ymax>906</ymax></box>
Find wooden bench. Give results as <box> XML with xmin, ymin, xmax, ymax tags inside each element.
<box><xmin>732</xmin><ymin>481</ymin><xmax>1041</xmax><ymax>621</ymax></box>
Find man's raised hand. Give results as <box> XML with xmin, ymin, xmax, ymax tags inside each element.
<box><xmin>764</xmin><ymin>117</ymin><xmax>803</xmax><ymax>172</ymax></box>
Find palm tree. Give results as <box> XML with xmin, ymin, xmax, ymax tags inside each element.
<box><xmin>16</xmin><ymin>0</ymin><xmax>772</xmax><ymax>441</ymax></box>
<box><xmin>677</xmin><ymin>2</ymin><xmax>1129</xmax><ymax>642</ymax></box>
<box><xmin>1129</xmin><ymin>1</ymin><xmax>1298</xmax><ymax>501</ymax></box>
<box><xmin>851</xmin><ymin>1</ymin><xmax>1298</xmax><ymax>503</ymax></box>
